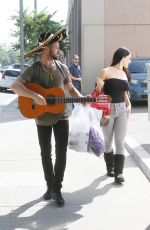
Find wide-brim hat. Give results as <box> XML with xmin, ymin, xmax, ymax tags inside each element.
<box><xmin>24</xmin><ymin>26</ymin><xmax>67</xmax><ymax>57</ymax></box>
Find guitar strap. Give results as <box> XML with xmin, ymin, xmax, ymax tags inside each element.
<box><xmin>54</xmin><ymin>60</ymin><xmax>66</xmax><ymax>81</ymax></box>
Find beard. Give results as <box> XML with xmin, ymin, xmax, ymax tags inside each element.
<box><xmin>48</xmin><ymin>50</ymin><xmax>58</xmax><ymax>60</ymax></box>
<box><xmin>53</xmin><ymin>56</ymin><xmax>58</xmax><ymax>60</ymax></box>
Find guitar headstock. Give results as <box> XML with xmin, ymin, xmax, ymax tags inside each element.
<box><xmin>96</xmin><ymin>95</ymin><xmax>112</xmax><ymax>103</ymax></box>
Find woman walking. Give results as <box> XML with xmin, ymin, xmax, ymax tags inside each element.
<box><xmin>96</xmin><ymin>47</ymin><xmax>131</xmax><ymax>184</ymax></box>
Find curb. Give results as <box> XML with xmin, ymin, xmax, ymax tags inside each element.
<box><xmin>0</xmin><ymin>94</ymin><xmax>17</xmax><ymax>114</ymax></box>
<box><xmin>125</xmin><ymin>136</ymin><xmax>150</xmax><ymax>181</ymax></box>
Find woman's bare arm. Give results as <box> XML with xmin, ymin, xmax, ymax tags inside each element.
<box><xmin>96</xmin><ymin>69</ymin><xmax>107</xmax><ymax>92</ymax></box>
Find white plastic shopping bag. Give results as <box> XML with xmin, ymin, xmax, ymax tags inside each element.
<box><xmin>68</xmin><ymin>104</ymin><xmax>89</xmax><ymax>152</ymax></box>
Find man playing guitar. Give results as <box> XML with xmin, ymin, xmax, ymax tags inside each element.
<box><xmin>11</xmin><ymin>27</ymin><xmax>83</xmax><ymax>207</ymax></box>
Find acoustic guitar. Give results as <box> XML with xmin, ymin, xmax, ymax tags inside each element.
<box><xmin>18</xmin><ymin>83</ymin><xmax>112</xmax><ymax>118</ymax></box>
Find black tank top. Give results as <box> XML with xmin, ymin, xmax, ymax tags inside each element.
<box><xmin>103</xmin><ymin>78</ymin><xmax>129</xmax><ymax>103</ymax></box>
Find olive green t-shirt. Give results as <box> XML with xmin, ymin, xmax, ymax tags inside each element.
<box><xmin>19</xmin><ymin>60</ymin><xmax>71</xmax><ymax>126</ymax></box>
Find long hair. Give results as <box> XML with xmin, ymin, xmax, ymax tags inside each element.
<box><xmin>111</xmin><ymin>47</ymin><xmax>131</xmax><ymax>82</ymax></box>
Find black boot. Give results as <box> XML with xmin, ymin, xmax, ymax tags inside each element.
<box><xmin>43</xmin><ymin>181</ymin><xmax>54</xmax><ymax>200</ymax></box>
<box><xmin>41</xmin><ymin>153</ymin><xmax>54</xmax><ymax>200</ymax></box>
<box><xmin>114</xmin><ymin>154</ymin><xmax>125</xmax><ymax>184</ymax></box>
<box><xmin>52</xmin><ymin>190</ymin><xmax>65</xmax><ymax>206</ymax></box>
<box><xmin>43</xmin><ymin>188</ymin><xmax>52</xmax><ymax>200</ymax></box>
<box><xmin>104</xmin><ymin>151</ymin><xmax>115</xmax><ymax>177</ymax></box>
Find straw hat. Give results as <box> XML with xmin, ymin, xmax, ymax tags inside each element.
<box><xmin>24</xmin><ymin>26</ymin><xmax>67</xmax><ymax>57</ymax></box>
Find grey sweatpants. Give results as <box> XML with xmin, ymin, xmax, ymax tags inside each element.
<box><xmin>102</xmin><ymin>102</ymin><xmax>128</xmax><ymax>155</ymax></box>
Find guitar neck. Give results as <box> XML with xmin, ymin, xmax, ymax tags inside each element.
<box><xmin>46</xmin><ymin>96</ymin><xmax>110</xmax><ymax>104</ymax></box>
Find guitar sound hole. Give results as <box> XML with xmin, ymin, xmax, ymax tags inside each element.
<box><xmin>46</xmin><ymin>95</ymin><xmax>56</xmax><ymax>104</ymax></box>
<box><xmin>31</xmin><ymin>100</ymin><xmax>36</xmax><ymax>109</ymax></box>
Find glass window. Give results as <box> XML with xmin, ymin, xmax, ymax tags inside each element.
<box><xmin>4</xmin><ymin>70</ymin><xmax>20</xmax><ymax>77</ymax></box>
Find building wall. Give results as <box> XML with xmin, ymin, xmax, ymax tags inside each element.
<box><xmin>67</xmin><ymin>0</ymin><xmax>150</xmax><ymax>94</ymax></box>
<box><xmin>67</xmin><ymin>0</ymin><xmax>81</xmax><ymax>66</ymax></box>
<box><xmin>104</xmin><ymin>0</ymin><xmax>150</xmax><ymax>66</ymax></box>
<box><xmin>81</xmin><ymin>0</ymin><xmax>104</xmax><ymax>94</ymax></box>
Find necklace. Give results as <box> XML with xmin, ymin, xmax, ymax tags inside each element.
<box><xmin>42</xmin><ymin>64</ymin><xmax>54</xmax><ymax>80</ymax></box>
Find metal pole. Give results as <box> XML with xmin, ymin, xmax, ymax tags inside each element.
<box><xmin>34</xmin><ymin>0</ymin><xmax>37</xmax><ymax>12</ymax></box>
<box><xmin>20</xmin><ymin>0</ymin><xmax>24</xmax><ymax>72</ymax></box>
<box><xmin>34</xmin><ymin>0</ymin><xmax>38</xmax><ymax>44</ymax></box>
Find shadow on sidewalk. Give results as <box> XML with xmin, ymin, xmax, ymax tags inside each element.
<box><xmin>0</xmin><ymin>175</ymin><xmax>115</xmax><ymax>230</ymax></box>
<box><xmin>145</xmin><ymin>225</ymin><xmax>150</xmax><ymax>230</ymax></box>
<box><xmin>141</xmin><ymin>144</ymin><xmax>150</xmax><ymax>154</ymax></box>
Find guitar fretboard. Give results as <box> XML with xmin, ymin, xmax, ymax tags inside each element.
<box><xmin>46</xmin><ymin>96</ymin><xmax>110</xmax><ymax>104</ymax></box>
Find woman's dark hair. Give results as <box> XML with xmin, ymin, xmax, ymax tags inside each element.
<box><xmin>111</xmin><ymin>47</ymin><xmax>131</xmax><ymax>82</ymax></box>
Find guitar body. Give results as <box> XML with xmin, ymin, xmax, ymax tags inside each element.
<box><xmin>18</xmin><ymin>83</ymin><xmax>65</xmax><ymax>118</ymax></box>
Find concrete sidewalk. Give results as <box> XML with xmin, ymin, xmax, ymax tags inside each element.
<box><xmin>0</xmin><ymin>119</ymin><xmax>150</xmax><ymax>230</ymax></box>
<box><xmin>125</xmin><ymin>112</ymin><xmax>150</xmax><ymax>181</ymax></box>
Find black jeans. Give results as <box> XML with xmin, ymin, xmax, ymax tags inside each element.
<box><xmin>36</xmin><ymin>120</ymin><xmax>69</xmax><ymax>191</ymax></box>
